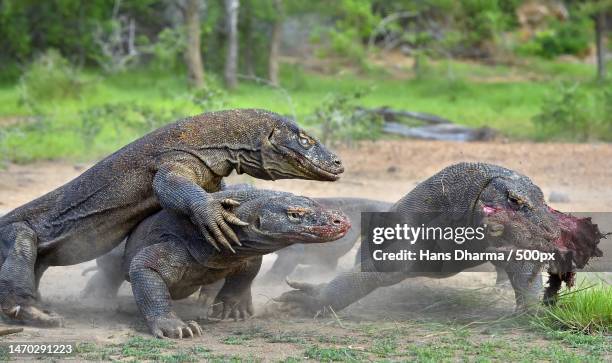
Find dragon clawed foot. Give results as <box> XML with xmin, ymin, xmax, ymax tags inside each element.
<box><xmin>149</xmin><ymin>314</ymin><xmax>202</xmax><ymax>339</ymax></box>
<box><xmin>270</xmin><ymin>280</ymin><xmax>330</xmax><ymax>316</ymax></box>
<box><xmin>2</xmin><ymin>303</ymin><xmax>63</xmax><ymax>327</ymax></box>
<box><xmin>210</xmin><ymin>291</ymin><xmax>254</xmax><ymax>321</ymax></box>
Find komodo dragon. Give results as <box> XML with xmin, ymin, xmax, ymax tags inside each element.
<box><xmin>0</xmin><ymin>109</ymin><xmax>344</xmax><ymax>326</ymax></box>
<box><xmin>276</xmin><ymin>162</ymin><xmax>604</xmax><ymax>313</ymax></box>
<box><xmin>82</xmin><ymin>188</ymin><xmax>351</xmax><ymax>338</ymax></box>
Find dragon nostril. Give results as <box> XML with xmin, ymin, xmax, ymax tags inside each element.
<box><xmin>333</xmin><ymin>159</ymin><xmax>341</xmax><ymax>165</ymax></box>
<box><xmin>333</xmin><ymin>219</ymin><xmax>341</xmax><ymax>225</ymax></box>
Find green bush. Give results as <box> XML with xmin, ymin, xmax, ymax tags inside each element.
<box><xmin>457</xmin><ymin>0</ymin><xmax>513</xmax><ymax>48</ymax></box>
<box><xmin>19</xmin><ymin>49</ymin><xmax>86</xmax><ymax>104</ymax></box>
<box><xmin>188</xmin><ymin>76</ymin><xmax>227</xmax><ymax>112</ymax></box>
<box><xmin>309</xmin><ymin>88</ymin><xmax>383</xmax><ymax>145</ymax></box>
<box><xmin>518</xmin><ymin>19</ymin><xmax>592</xmax><ymax>59</ymax></box>
<box><xmin>150</xmin><ymin>28</ymin><xmax>186</xmax><ymax>72</ymax></box>
<box><xmin>533</xmin><ymin>82</ymin><xmax>612</xmax><ymax>141</ymax></box>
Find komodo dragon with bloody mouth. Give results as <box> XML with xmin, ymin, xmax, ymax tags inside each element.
<box><xmin>81</xmin><ymin>188</ymin><xmax>350</xmax><ymax>338</ymax></box>
<box><xmin>276</xmin><ymin>162</ymin><xmax>604</xmax><ymax>314</ymax></box>
<box><xmin>0</xmin><ymin>109</ymin><xmax>344</xmax><ymax>326</ymax></box>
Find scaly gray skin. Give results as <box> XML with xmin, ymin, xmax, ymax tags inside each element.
<box><xmin>277</xmin><ymin>162</ymin><xmax>604</xmax><ymax>314</ymax></box>
<box><xmin>0</xmin><ymin>109</ymin><xmax>343</xmax><ymax>326</ymax></box>
<box><xmin>261</xmin><ymin>198</ymin><xmax>392</xmax><ymax>284</ymax></box>
<box><xmin>83</xmin><ymin>188</ymin><xmax>351</xmax><ymax>338</ymax></box>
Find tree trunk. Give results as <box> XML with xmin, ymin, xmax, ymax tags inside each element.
<box><xmin>595</xmin><ymin>11</ymin><xmax>606</xmax><ymax>81</ymax></box>
<box><xmin>268</xmin><ymin>0</ymin><xmax>283</xmax><ymax>86</ymax></box>
<box><xmin>183</xmin><ymin>0</ymin><xmax>204</xmax><ymax>88</ymax></box>
<box><xmin>224</xmin><ymin>0</ymin><xmax>239</xmax><ymax>89</ymax></box>
<box><xmin>243</xmin><ymin>2</ymin><xmax>256</xmax><ymax>77</ymax></box>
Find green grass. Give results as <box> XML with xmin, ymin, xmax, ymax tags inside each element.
<box><xmin>70</xmin><ymin>337</ymin><xmax>221</xmax><ymax>362</ymax></box>
<box><xmin>370</xmin><ymin>336</ymin><xmax>399</xmax><ymax>357</ymax></box>
<box><xmin>120</xmin><ymin>335</ymin><xmax>176</xmax><ymax>360</ymax></box>
<box><xmin>221</xmin><ymin>335</ymin><xmax>252</xmax><ymax>345</ymax></box>
<box><xmin>534</xmin><ymin>282</ymin><xmax>612</xmax><ymax>335</ymax></box>
<box><xmin>304</xmin><ymin>345</ymin><xmax>365</xmax><ymax>362</ymax></box>
<box><xmin>0</xmin><ymin>57</ymin><xmax>609</xmax><ymax>164</ymax></box>
<box><xmin>50</xmin><ymin>317</ymin><xmax>612</xmax><ymax>362</ymax></box>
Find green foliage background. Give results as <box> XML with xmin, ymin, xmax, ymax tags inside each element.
<box><xmin>0</xmin><ymin>0</ymin><xmax>610</xmax><ymax>164</ymax></box>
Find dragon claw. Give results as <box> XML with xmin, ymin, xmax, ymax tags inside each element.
<box><xmin>3</xmin><ymin>304</ymin><xmax>63</xmax><ymax>327</ymax></box>
<box><xmin>149</xmin><ymin>315</ymin><xmax>202</xmax><ymax>339</ymax></box>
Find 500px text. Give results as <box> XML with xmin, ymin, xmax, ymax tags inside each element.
<box><xmin>372</xmin><ymin>249</ymin><xmax>556</xmax><ymax>263</ymax></box>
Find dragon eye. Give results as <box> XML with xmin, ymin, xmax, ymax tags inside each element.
<box><xmin>298</xmin><ymin>135</ymin><xmax>312</xmax><ymax>149</ymax></box>
<box><xmin>287</xmin><ymin>208</ymin><xmax>307</xmax><ymax>222</ymax></box>
<box><xmin>507</xmin><ymin>193</ymin><xmax>525</xmax><ymax>210</ymax></box>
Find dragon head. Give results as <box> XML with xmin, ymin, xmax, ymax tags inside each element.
<box><xmin>233</xmin><ymin>193</ymin><xmax>351</xmax><ymax>245</ymax></box>
<box><xmin>474</xmin><ymin>168</ymin><xmax>604</xmax><ymax>305</ymax></box>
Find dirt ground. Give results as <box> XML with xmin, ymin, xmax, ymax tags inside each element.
<box><xmin>0</xmin><ymin>140</ymin><xmax>611</xmax><ymax>361</ymax></box>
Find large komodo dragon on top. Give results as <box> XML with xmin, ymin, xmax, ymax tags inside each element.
<box><xmin>81</xmin><ymin>187</ymin><xmax>351</xmax><ymax>338</ymax></box>
<box><xmin>276</xmin><ymin>162</ymin><xmax>604</xmax><ymax>313</ymax></box>
<box><xmin>0</xmin><ymin>109</ymin><xmax>344</xmax><ymax>326</ymax></box>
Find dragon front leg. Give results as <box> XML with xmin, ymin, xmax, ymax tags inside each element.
<box><xmin>129</xmin><ymin>244</ymin><xmax>202</xmax><ymax>339</ymax></box>
<box><xmin>0</xmin><ymin>222</ymin><xmax>62</xmax><ymax>326</ymax></box>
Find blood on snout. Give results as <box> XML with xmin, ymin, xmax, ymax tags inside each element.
<box><xmin>308</xmin><ymin>211</ymin><xmax>351</xmax><ymax>240</ymax></box>
<box><xmin>482</xmin><ymin>205</ymin><xmax>498</xmax><ymax>215</ymax></box>
<box><xmin>482</xmin><ymin>204</ymin><xmax>515</xmax><ymax>217</ymax></box>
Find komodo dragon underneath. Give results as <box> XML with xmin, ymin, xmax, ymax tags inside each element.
<box><xmin>276</xmin><ymin>162</ymin><xmax>604</xmax><ymax>313</ymax></box>
<box><xmin>81</xmin><ymin>188</ymin><xmax>351</xmax><ymax>338</ymax></box>
<box><xmin>80</xmin><ymin>196</ymin><xmax>392</xmax><ymax>303</ymax></box>
<box><xmin>0</xmin><ymin>109</ymin><xmax>344</xmax><ymax>326</ymax></box>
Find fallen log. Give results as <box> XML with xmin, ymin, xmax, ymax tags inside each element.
<box><xmin>383</xmin><ymin>122</ymin><xmax>495</xmax><ymax>142</ymax></box>
<box><xmin>356</xmin><ymin>106</ymin><xmax>496</xmax><ymax>142</ymax></box>
<box><xmin>0</xmin><ymin>327</ymin><xmax>24</xmax><ymax>336</ymax></box>
<box><xmin>357</xmin><ymin>106</ymin><xmax>453</xmax><ymax>125</ymax></box>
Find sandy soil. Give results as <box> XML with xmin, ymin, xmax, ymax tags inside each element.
<box><xmin>0</xmin><ymin>140</ymin><xmax>610</xmax><ymax>361</ymax></box>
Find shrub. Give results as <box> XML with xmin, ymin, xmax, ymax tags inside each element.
<box><xmin>517</xmin><ymin>18</ymin><xmax>592</xmax><ymax>59</ymax></box>
<box><xmin>19</xmin><ymin>49</ymin><xmax>86</xmax><ymax>104</ymax></box>
<box><xmin>150</xmin><ymin>27</ymin><xmax>186</xmax><ymax>72</ymax></box>
<box><xmin>457</xmin><ymin>0</ymin><xmax>512</xmax><ymax>49</ymax></box>
<box><xmin>309</xmin><ymin>88</ymin><xmax>383</xmax><ymax>145</ymax></box>
<box><xmin>188</xmin><ymin>76</ymin><xmax>227</xmax><ymax>112</ymax></box>
<box><xmin>533</xmin><ymin>82</ymin><xmax>612</xmax><ymax>141</ymax></box>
